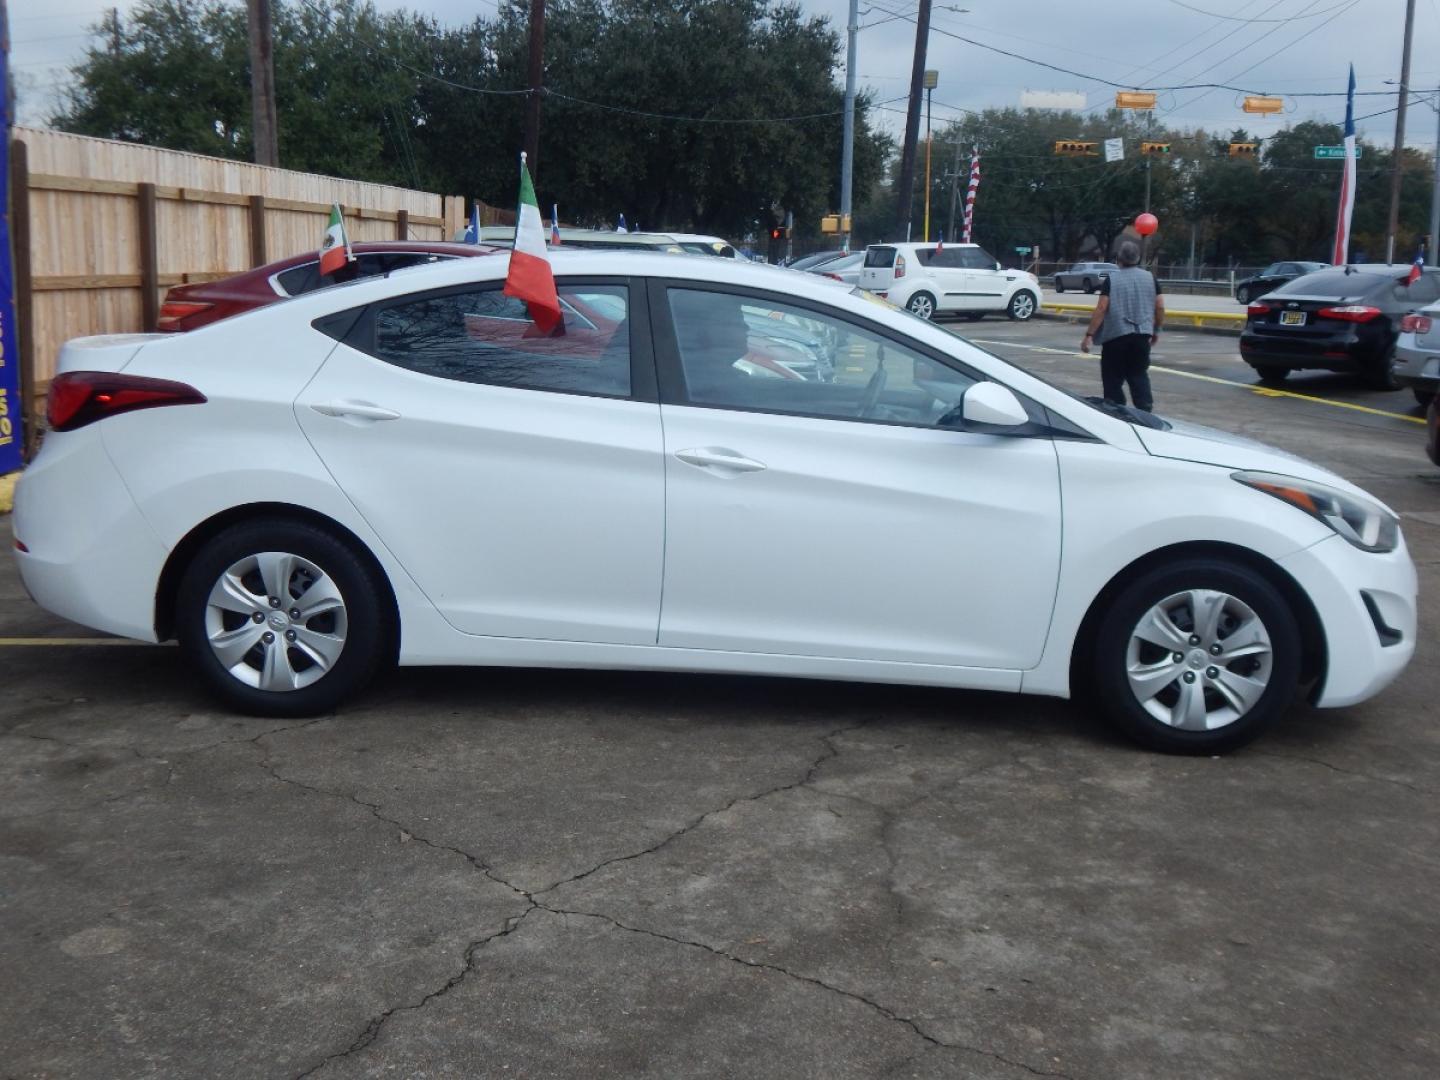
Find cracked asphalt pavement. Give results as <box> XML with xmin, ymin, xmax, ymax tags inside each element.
<box><xmin>3</xmin><ymin>323</ymin><xmax>1438</xmax><ymax>1078</ymax></box>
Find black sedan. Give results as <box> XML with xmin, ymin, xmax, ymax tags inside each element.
<box><xmin>1234</xmin><ymin>261</ymin><xmax>1329</xmax><ymax>304</ymax></box>
<box><xmin>1239</xmin><ymin>266</ymin><xmax>1440</xmax><ymax>389</ymax></box>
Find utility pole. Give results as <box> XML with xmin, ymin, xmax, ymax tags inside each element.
<box><xmin>946</xmin><ymin>136</ymin><xmax>962</xmax><ymax>243</ymax></box>
<box><xmin>893</xmin><ymin>0</ymin><xmax>932</xmax><ymax>238</ymax></box>
<box><xmin>923</xmin><ymin>70</ymin><xmax>937</xmax><ymax>243</ymax></box>
<box><xmin>1429</xmin><ymin>89</ymin><xmax>1439</xmax><ymax>264</ymax></box>
<box><xmin>1387</xmin><ymin>0</ymin><xmax>1416</xmax><ymax>263</ymax></box>
<box><xmin>246</xmin><ymin>0</ymin><xmax>278</xmax><ymax>167</ymax></box>
<box><xmin>523</xmin><ymin>0</ymin><xmax>545</xmax><ymax>180</ymax></box>
<box><xmin>840</xmin><ymin>0</ymin><xmax>858</xmax><ymax>253</ymax></box>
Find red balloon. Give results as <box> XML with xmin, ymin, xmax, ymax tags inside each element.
<box><xmin>1135</xmin><ymin>213</ymin><xmax>1159</xmax><ymax>237</ymax></box>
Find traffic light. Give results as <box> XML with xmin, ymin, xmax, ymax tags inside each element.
<box><xmin>1229</xmin><ymin>142</ymin><xmax>1260</xmax><ymax>158</ymax></box>
<box><xmin>1054</xmin><ymin>140</ymin><xmax>1098</xmax><ymax>156</ymax></box>
<box><xmin>769</xmin><ymin>227</ymin><xmax>783</xmax><ymax>241</ymax></box>
<box><xmin>1141</xmin><ymin>142</ymin><xmax>1171</xmax><ymax>156</ymax></box>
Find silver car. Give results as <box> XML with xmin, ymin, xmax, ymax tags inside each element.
<box><xmin>806</xmin><ymin>251</ymin><xmax>864</xmax><ymax>286</ymax></box>
<box><xmin>1054</xmin><ymin>261</ymin><xmax>1118</xmax><ymax>294</ymax></box>
<box><xmin>1394</xmin><ymin>302</ymin><xmax>1440</xmax><ymax>406</ymax></box>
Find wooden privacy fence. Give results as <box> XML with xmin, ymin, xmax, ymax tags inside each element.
<box><xmin>8</xmin><ymin>127</ymin><xmax>467</xmax><ymax>454</ymax></box>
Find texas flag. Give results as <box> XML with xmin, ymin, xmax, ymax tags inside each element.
<box><xmin>503</xmin><ymin>153</ymin><xmax>563</xmax><ymax>334</ymax></box>
<box><xmin>462</xmin><ymin>204</ymin><xmax>482</xmax><ymax>244</ymax></box>
<box><xmin>551</xmin><ymin>204</ymin><xmax>561</xmax><ymax>245</ymax></box>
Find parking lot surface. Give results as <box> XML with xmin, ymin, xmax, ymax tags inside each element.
<box><xmin>3</xmin><ymin>319</ymin><xmax>1437</xmax><ymax>1079</ymax></box>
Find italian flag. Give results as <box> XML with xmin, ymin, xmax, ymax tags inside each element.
<box><xmin>503</xmin><ymin>153</ymin><xmax>562</xmax><ymax>334</ymax></box>
<box><xmin>318</xmin><ymin>204</ymin><xmax>352</xmax><ymax>276</ymax></box>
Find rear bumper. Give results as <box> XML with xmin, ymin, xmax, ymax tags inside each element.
<box><xmin>11</xmin><ymin>427</ymin><xmax>167</xmax><ymax>642</ymax></box>
<box><xmin>1278</xmin><ymin>533</ymin><xmax>1417</xmax><ymax>708</ymax></box>
<box><xmin>1238</xmin><ymin>329</ymin><xmax>1381</xmax><ymax>371</ymax></box>
<box><xmin>1392</xmin><ymin>343</ymin><xmax>1440</xmax><ymax>390</ymax></box>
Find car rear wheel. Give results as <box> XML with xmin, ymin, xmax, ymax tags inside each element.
<box><xmin>906</xmin><ymin>292</ymin><xmax>936</xmax><ymax>320</ymax></box>
<box><xmin>1255</xmin><ymin>365</ymin><xmax>1289</xmax><ymax>385</ymax></box>
<box><xmin>1414</xmin><ymin>386</ymin><xmax>1436</xmax><ymax>407</ymax></box>
<box><xmin>1083</xmin><ymin>278</ymin><xmax>1096</xmax><ymax>294</ymax></box>
<box><xmin>176</xmin><ymin>519</ymin><xmax>391</xmax><ymax>716</ymax></box>
<box><xmin>1235</xmin><ymin>286</ymin><xmax>1251</xmax><ymax>305</ymax></box>
<box><xmin>1364</xmin><ymin>354</ymin><xmax>1400</xmax><ymax>391</ymax></box>
<box><xmin>1089</xmin><ymin>559</ymin><xmax>1301</xmax><ymax>754</ymax></box>
<box><xmin>1055</xmin><ymin>281</ymin><xmax>1065</xmax><ymax>293</ymax></box>
<box><xmin>962</xmin><ymin>312</ymin><xmax>985</xmax><ymax>321</ymax></box>
<box><xmin>1007</xmin><ymin>291</ymin><xmax>1037</xmax><ymax>320</ymax></box>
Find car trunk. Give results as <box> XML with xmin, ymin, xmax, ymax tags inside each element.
<box><xmin>859</xmin><ymin>247</ymin><xmax>898</xmax><ymax>292</ymax></box>
<box><xmin>1246</xmin><ymin>292</ymin><xmax>1377</xmax><ymax>344</ymax></box>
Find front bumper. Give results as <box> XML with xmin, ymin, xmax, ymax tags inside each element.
<box><xmin>1278</xmin><ymin>533</ymin><xmax>1418</xmax><ymax>708</ymax></box>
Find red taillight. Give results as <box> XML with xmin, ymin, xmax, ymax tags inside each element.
<box><xmin>46</xmin><ymin>371</ymin><xmax>206</xmax><ymax>432</ymax></box>
<box><xmin>894</xmin><ymin>254</ymin><xmax>906</xmax><ymax>280</ymax></box>
<box><xmin>1317</xmin><ymin>304</ymin><xmax>1382</xmax><ymax>323</ymax></box>
<box><xmin>1401</xmin><ymin>313</ymin><xmax>1433</xmax><ymax>334</ymax></box>
<box><xmin>156</xmin><ymin>300</ymin><xmax>214</xmax><ymax>332</ymax></box>
<box><xmin>822</xmin><ymin>272</ymin><xmax>843</xmax><ymax>281</ymax></box>
<box><xmin>1247</xmin><ymin>302</ymin><xmax>1272</xmax><ymax>317</ymax></box>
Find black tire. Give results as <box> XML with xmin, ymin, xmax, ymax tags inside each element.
<box><xmin>1087</xmin><ymin>558</ymin><xmax>1302</xmax><ymax>755</ymax></box>
<box><xmin>962</xmin><ymin>312</ymin><xmax>986</xmax><ymax>321</ymax></box>
<box><xmin>1255</xmin><ymin>365</ymin><xmax>1289</xmax><ymax>385</ymax></box>
<box><xmin>1083</xmin><ymin>278</ymin><xmax>1096</xmax><ymax>294</ymax></box>
<box><xmin>1007</xmin><ymin>291</ymin><xmax>1038</xmax><ymax>321</ymax></box>
<box><xmin>906</xmin><ymin>291</ymin><xmax>937</xmax><ymax>320</ymax></box>
<box><xmin>1363</xmin><ymin>352</ymin><xmax>1400</xmax><ymax>391</ymax></box>
<box><xmin>176</xmin><ymin>518</ymin><xmax>392</xmax><ymax>717</ymax></box>
<box><xmin>1235</xmin><ymin>286</ymin><xmax>1251</xmax><ymax>305</ymax></box>
<box><xmin>1055</xmin><ymin>282</ymin><xmax>1065</xmax><ymax>293</ymax></box>
<box><xmin>1414</xmin><ymin>386</ymin><xmax>1436</xmax><ymax>407</ymax></box>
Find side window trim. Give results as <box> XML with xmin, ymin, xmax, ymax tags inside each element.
<box><xmin>645</xmin><ymin>277</ymin><xmax>1062</xmax><ymax>436</ymax></box>
<box><xmin>316</xmin><ymin>276</ymin><xmax>659</xmax><ymax>404</ymax></box>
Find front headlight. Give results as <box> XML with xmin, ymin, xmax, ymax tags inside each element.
<box><xmin>1233</xmin><ymin>471</ymin><xmax>1399</xmax><ymax>553</ymax></box>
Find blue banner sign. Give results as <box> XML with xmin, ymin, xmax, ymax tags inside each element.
<box><xmin>0</xmin><ymin>24</ymin><xmax>22</xmax><ymax>473</ymax></box>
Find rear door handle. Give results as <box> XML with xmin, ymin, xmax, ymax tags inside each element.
<box><xmin>674</xmin><ymin>447</ymin><xmax>768</xmax><ymax>474</ymax></box>
<box><xmin>310</xmin><ymin>399</ymin><xmax>401</xmax><ymax>423</ymax></box>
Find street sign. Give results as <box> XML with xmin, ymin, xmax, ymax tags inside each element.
<box><xmin>1015</xmin><ymin>246</ymin><xmax>1032</xmax><ymax>254</ymax></box>
<box><xmin>1104</xmin><ymin>137</ymin><xmax>1124</xmax><ymax>163</ymax></box>
<box><xmin>1314</xmin><ymin>145</ymin><xmax>1363</xmax><ymax>159</ymax></box>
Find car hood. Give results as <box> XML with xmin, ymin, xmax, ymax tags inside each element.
<box><xmin>1134</xmin><ymin>415</ymin><xmax>1385</xmax><ymax>503</ymax></box>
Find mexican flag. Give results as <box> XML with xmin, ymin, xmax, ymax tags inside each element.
<box><xmin>318</xmin><ymin>204</ymin><xmax>352</xmax><ymax>276</ymax></box>
<box><xmin>503</xmin><ymin>153</ymin><xmax>562</xmax><ymax>334</ymax></box>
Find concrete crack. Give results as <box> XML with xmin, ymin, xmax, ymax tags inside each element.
<box><xmin>542</xmin><ymin>905</ymin><xmax>1076</xmax><ymax>1080</ymax></box>
<box><xmin>291</xmin><ymin>906</ymin><xmax>536</xmax><ymax>1080</ymax></box>
<box><xmin>1251</xmin><ymin>749</ymin><xmax>1431</xmax><ymax>794</ymax></box>
<box><xmin>533</xmin><ymin>720</ymin><xmax>867</xmax><ymax>898</ymax></box>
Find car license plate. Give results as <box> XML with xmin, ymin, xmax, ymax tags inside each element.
<box><xmin>1280</xmin><ymin>310</ymin><xmax>1306</xmax><ymax>326</ymax></box>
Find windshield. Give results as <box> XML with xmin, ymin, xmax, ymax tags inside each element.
<box><xmin>1273</xmin><ymin>271</ymin><xmax>1386</xmax><ymax>296</ymax></box>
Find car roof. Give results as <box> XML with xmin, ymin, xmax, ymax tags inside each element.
<box><xmin>868</xmin><ymin>241</ymin><xmax>980</xmax><ymax>249</ymax></box>
<box><xmin>667</xmin><ymin>233</ymin><xmax>732</xmax><ymax>245</ymax></box>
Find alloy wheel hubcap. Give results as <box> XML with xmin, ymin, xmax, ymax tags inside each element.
<box><xmin>1124</xmin><ymin>589</ymin><xmax>1273</xmax><ymax>730</ymax></box>
<box><xmin>911</xmin><ymin>297</ymin><xmax>933</xmax><ymax>318</ymax></box>
<box><xmin>1014</xmin><ymin>295</ymin><xmax>1034</xmax><ymax>318</ymax></box>
<box><xmin>204</xmin><ymin>551</ymin><xmax>348</xmax><ymax>692</ymax></box>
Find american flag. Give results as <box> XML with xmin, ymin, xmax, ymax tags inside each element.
<box><xmin>962</xmin><ymin>147</ymin><xmax>981</xmax><ymax>243</ymax></box>
<box><xmin>1332</xmin><ymin>65</ymin><xmax>1356</xmax><ymax>266</ymax></box>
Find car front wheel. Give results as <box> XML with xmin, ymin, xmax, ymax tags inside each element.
<box><xmin>1089</xmin><ymin>559</ymin><xmax>1301</xmax><ymax>754</ymax></box>
<box><xmin>176</xmin><ymin>519</ymin><xmax>391</xmax><ymax>716</ymax></box>
<box><xmin>1007</xmin><ymin>291</ymin><xmax>1037</xmax><ymax>320</ymax></box>
<box><xmin>1255</xmin><ymin>365</ymin><xmax>1289</xmax><ymax>385</ymax></box>
<box><xmin>906</xmin><ymin>292</ymin><xmax>937</xmax><ymax>320</ymax></box>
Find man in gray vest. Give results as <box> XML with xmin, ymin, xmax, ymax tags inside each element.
<box><xmin>1080</xmin><ymin>240</ymin><xmax>1165</xmax><ymax>411</ymax></box>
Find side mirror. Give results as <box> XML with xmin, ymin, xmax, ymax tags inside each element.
<box><xmin>959</xmin><ymin>381</ymin><xmax>1029</xmax><ymax>431</ymax></box>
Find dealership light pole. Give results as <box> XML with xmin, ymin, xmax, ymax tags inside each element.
<box><xmin>840</xmin><ymin>0</ymin><xmax>858</xmax><ymax>253</ymax></box>
<box><xmin>1387</xmin><ymin>0</ymin><xmax>1417</xmax><ymax>263</ymax></box>
<box><xmin>923</xmin><ymin>69</ymin><xmax>937</xmax><ymax>242</ymax></box>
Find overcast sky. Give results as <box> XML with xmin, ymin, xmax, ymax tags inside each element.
<box><xmin>6</xmin><ymin>0</ymin><xmax>1437</xmax><ymax>144</ymax></box>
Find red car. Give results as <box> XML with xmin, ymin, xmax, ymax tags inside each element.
<box><xmin>157</xmin><ymin>241</ymin><xmax>498</xmax><ymax>332</ymax></box>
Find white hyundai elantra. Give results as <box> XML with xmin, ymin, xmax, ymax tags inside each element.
<box><xmin>13</xmin><ymin>251</ymin><xmax>1417</xmax><ymax>753</ymax></box>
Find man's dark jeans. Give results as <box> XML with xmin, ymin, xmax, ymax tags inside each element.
<box><xmin>1100</xmin><ymin>333</ymin><xmax>1153</xmax><ymax>412</ymax></box>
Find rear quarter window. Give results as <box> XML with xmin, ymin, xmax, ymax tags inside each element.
<box><xmin>865</xmin><ymin>247</ymin><xmax>897</xmax><ymax>269</ymax></box>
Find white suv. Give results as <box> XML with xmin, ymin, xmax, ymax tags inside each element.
<box><xmin>858</xmin><ymin>242</ymin><xmax>1041</xmax><ymax>322</ymax></box>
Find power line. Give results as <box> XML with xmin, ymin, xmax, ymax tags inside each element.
<box><xmin>1165</xmin><ymin>0</ymin><xmax>1353</xmax><ymax>21</ymax></box>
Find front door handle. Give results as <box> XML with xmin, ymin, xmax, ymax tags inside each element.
<box><xmin>310</xmin><ymin>399</ymin><xmax>401</xmax><ymax>423</ymax></box>
<box><xmin>674</xmin><ymin>447</ymin><xmax>768</xmax><ymax>474</ymax></box>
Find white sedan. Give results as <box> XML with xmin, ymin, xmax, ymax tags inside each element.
<box><xmin>13</xmin><ymin>252</ymin><xmax>1416</xmax><ymax>754</ymax></box>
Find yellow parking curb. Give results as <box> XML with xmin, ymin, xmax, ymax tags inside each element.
<box><xmin>1043</xmin><ymin>302</ymin><xmax>1245</xmax><ymax>329</ymax></box>
<box><xmin>0</xmin><ymin>471</ymin><xmax>18</xmax><ymax>515</ymax></box>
